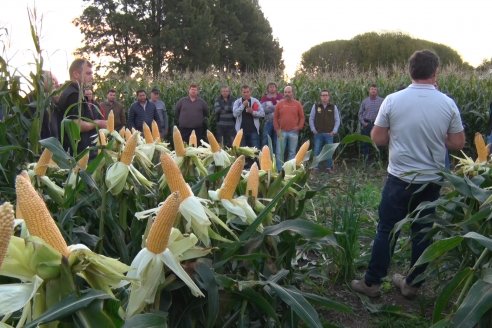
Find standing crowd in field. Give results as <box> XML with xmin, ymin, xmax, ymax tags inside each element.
<box><xmin>32</xmin><ymin>58</ymin><xmax>368</xmax><ymax>171</ymax></box>
<box><xmin>22</xmin><ymin>50</ymin><xmax>470</xmax><ymax>301</ymax></box>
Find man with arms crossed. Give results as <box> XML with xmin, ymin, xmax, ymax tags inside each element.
<box><xmin>57</xmin><ymin>59</ymin><xmax>106</xmax><ymax>159</ymax></box>
<box><xmin>351</xmin><ymin>50</ymin><xmax>465</xmax><ymax>298</ymax></box>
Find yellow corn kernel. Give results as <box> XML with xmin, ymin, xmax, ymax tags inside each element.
<box><xmin>295</xmin><ymin>140</ymin><xmax>310</xmax><ymax>166</ymax></box>
<box><xmin>77</xmin><ymin>152</ymin><xmax>90</xmax><ymax>171</ymax></box>
<box><xmin>232</xmin><ymin>129</ymin><xmax>243</xmax><ymax>148</ymax></box>
<box><xmin>259</xmin><ymin>145</ymin><xmax>272</xmax><ymax>171</ymax></box>
<box><xmin>207</xmin><ymin>130</ymin><xmax>221</xmax><ymax>153</ymax></box>
<box><xmin>173</xmin><ymin>126</ymin><xmax>186</xmax><ymax>157</ymax></box>
<box><xmin>107</xmin><ymin>110</ymin><xmax>115</xmax><ymax>132</ymax></box>
<box><xmin>119</xmin><ymin>127</ymin><xmax>126</xmax><ymax>139</ymax></box>
<box><xmin>125</xmin><ymin>128</ymin><xmax>132</xmax><ymax>141</ymax></box>
<box><xmin>160</xmin><ymin>153</ymin><xmax>193</xmax><ymax>201</ymax></box>
<box><xmin>219</xmin><ymin>155</ymin><xmax>245</xmax><ymax>200</ymax></box>
<box><xmin>246</xmin><ymin>162</ymin><xmax>259</xmax><ymax>198</ymax></box>
<box><xmin>0</xmin><ymin>202</ymin><xmax>14</xmax><ymax>270</ymax></box>
<box><xmin>121</xmin><ymin>132</ymin><xmax>138</xmax><ymax>165</ymax></box>
<box><xmin>34</xmin><ymin>148</ymin><xmax>53</xmax><ymax>176</ymax></box>
<box><xmin>189</xmin><ymin>130</ymin><xmax>197</xmax><ymax>147</ymax></box>
<box><xmin>143</xmin><ymin>122</ymin><xmax>154</xmax><ymax>144</ymax></box>
<box><xmin>15</xmin><ymin>175</ymin><xmax>69</xmax><ymax>257</ymax></box>
<box><xmin>151</xmin><ymin>120</ymin><xmax>161</xmax><ymax>142</ymax></box>
<box><xmin>98</xmin><ymin>129</ymin><xmax>107</xmax><ymax>147</ymax></box>
<box><xmin>146</xmin><ymin>192</ymin><xmax>180</xmax><ymax>254</ymax></box>
<box><xmin>475</xmin><ymin>132</ymin><xmax>488</xmax><ymax>163</ymax></box>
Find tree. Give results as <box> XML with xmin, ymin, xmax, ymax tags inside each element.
<box><xmin>300</xmin><ymin>32</ymin><xmax>471</xmax><ymax>73</ymax></box>
<box><xmin>75</xmin><ymin>0</ymin><xmax>283</xmax><ymax>76</ymax></box>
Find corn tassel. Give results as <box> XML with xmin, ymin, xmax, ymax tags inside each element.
<box><xmin>173</xmin><ymin>126</ymin><xmax>186</xmax><ymax>157</ymax></box>
<box><xmin>146</xmin><ymin>192</ymin><xmax>180</xmax><ymax>254</ymax></box>
<box><xmin>77</xmin><ymin>152</ymin><xmax>90</xmax><ymax>171</ymax></box>
<box><xmin>34</xmin><ymin>148</ymin><xmax>53</xmax><ymax>176</ymax></box>
<box><xmin>219</xmin><ymin>155</ymin><xmax>245</xmax><ymax>200</ymax></box>
<box><xmin>207</xmin><ymin>130</ymin><xmax>221</xmax><ymax>153</ymax></box>
<box><xmin>124</xmin><ymin>128</ymin><xmax>132</xmax><ymax>141</ymax></box>
<box><xmin>232</xmin><ymin>129</ymin><xmax>243</xmax><ymax>148</ymax></box>
<box><xmin>121</xmin><ymin>132</ymin><xmax>138</xmax><ymax>165</ymax></box>
<box><xmin>151</xmin><ymin>120</ymin><xmax>161</xmax><ymax>141</ymax></box>
<box><xmin>160</xmin><ymin>153</ymin><xmax>193</xmax><ymax>201</ymax></box>
<box><xmin>142</xmin><ymin>122</ymin><xmax>153</xmax><ymax>144</ymax></box>
<box><xmin>119</xmin><ymin>127</ymin><xmax>126</xmax><ymax>139</ymax></box>
<box><xmin>475</xmin><ymin>132</ymin><xmax>489</xmax><ymax>163</ymax></box>
<box><xmin>0</xmin><ymin>202</ymin><xmax>14</xmax><ymax>270</ymax></box>
<box><xmin>189</xmin><ymin>130</ymin><xmax>197</xmax><ymax>147</ymax></box>
<box><xmin>15</xmin><ymin>174</ymin><xmax>69</xmax><ymax>257</ymax></box>
<box><xmin>107</xmin><ymin>110</ymin><xmax>115</xmax><ymax>132</ymax></box>
<box><xmin>260</xmin><ymin>145</ymin><xmax>272</xmax><ymax>171</ymax></box>
<box><xmin>98</xmin><ymin>129</ymin><xmax>107</xmax><ymax>147</ymax></box>
<box><xmin>246</xmin><ymin>162</ymin><xmax>259</xmax><ymax>198</ymax></box>
<box><xmin>295</xmin><ymin>140</ymin><xmax>310</xmax><ymax>166</ymax></box>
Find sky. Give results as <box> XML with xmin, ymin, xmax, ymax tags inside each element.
<box><xmin>1</xmin><ymin>0</ymin><xmax>492</xmax><ymax>83</ymax></box>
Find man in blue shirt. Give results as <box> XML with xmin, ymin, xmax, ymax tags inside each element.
<box><xmin>127</xmin><ymin>89</ymin><xmax>161</xmax><ymax>132</ymax></box>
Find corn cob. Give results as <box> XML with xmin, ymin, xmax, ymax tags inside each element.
<box><xmin>246</xmin><ymin>162</ymin><xmax>259</xmax><ymax>198</ymax></box>
<box><xmin>189</xmin><ymin>130</ymin><xmax>197</xmax><ymax>147</ymax></box>
<box><xmin>0</xmin><ymin>202</ymin><xmax>14</xmax><ymax>270</ymax></box>
<box><xmin>124</xmin><ymin>128</ymin><xmax>132</xmax><ymax>141</ymax></box>
<box><xmin>173</xmin><ymin>126</ymin><xmax>186</xmax><ymax>157</ymax></box>
<box><xmin>160</xmin><ymin>153</ymin><xmax>193</xmax><ymax>201</ymax></box>
<box><xmin>207</xmin><ymin>130</ymin><xmax>221</xmax><ymax>153</ymax></box>
<box><xmin>15</xmin><ymin>174</ymin><xmax>69</xmax><ymax>257</ymax></box>
<box><xmin>295</xmin><ymin>140</ymin><xmax>310</xmax><ymax>166</ymax></box>
<box><xmin>121</xmin><ymin>132</ymin><xmax>138</xmax><ymax>165</ymax></box>
<box><xmin>146</xmin><ymin>192</ymin><xmax>180</xmax><ymax>254</ymax></box>
<box><xmin>98</xmin><ymin>129</ymin><xmax>107</xmax><ymax>147</ymax></box>
<box><xmin>131</xmin><ymin>128</ymin><xmax>137</xmax><ymax>134</ymax></box>
<box><xmin>151</xmin><ymin>120</ymin><xmax>161</xmax><ymax>142</ymax></box>
<box><xmin>119</xmin><ymin>127</ymin><xmax>126</xmax><ymax>139</ymax></box>
<box><xmin>232</xmin><ymin>129</ymin><xmax>243</xmax><ymax>148</ymax></box>
<box><xmin>77</xmin><ymin>152</ymin><xmax>90</xmax><ymax>171</ymax></box>
<box><xmin>475</xmin><ymin>132</ymin><xmax>489</xmax><ymax>163</ymax></box>
<box><xmin>259</xmin><ymin>145</ymin><xmax>272</xmax><ymax>171</ymax></box>
<box><xmin>107</xmin><ymin>110</ymin><xmax>115</xmax><ymax>132</ymax></box>
<box><xmin>34</xmin><ymin>148</ymin><xmax>53</xmax><ymax>176</ymax></box>
<box><xmin>219</xmin><ymin>155</ymin><xmax>245</xmax><ymax>200</ymax></box>
<box><xmin>143</xmin><ymin>122</ymin><xmax>154</xmax><ymax>144</ymax></box>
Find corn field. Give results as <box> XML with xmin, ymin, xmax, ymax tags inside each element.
<box><xmin>2</xmin><ymin>20</ymin><xmax>492</xmax><ymax>327</ymax></box>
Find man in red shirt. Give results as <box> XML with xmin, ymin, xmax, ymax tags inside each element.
<box><xmin>273</xmin><ymin>86</ymin><xmax>305</xmax><ymax>170</ymax></box>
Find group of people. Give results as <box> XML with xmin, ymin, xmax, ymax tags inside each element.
<box><xmin>38</xmin><ymin>58</ymin><xmax>350</xmax><ymax>171</ymax></box>
<box><xmin>28</xmin><ymin>50</ymin><xmax>467</xmax><ymax>300</ymax></box>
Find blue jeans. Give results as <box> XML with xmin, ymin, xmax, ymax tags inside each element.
<box><xmin>242</xmin><ymin>130</ymin><xmax>260</xmax><ymax>149</ymax></box>
<box><xmin>313</xmin><ymin>133</ymin><xmax>334</xmax><ymax>169</ymax></box>
<box><xmin>364</xmin><ymin>174</ymin><xmax>441</xmax><ymax>287</ymax></box>
<box><xmin>276</xmin><ymin>130</ymin><xmax>299</xmax><ymax>169</ymax></box>
<box><xmin>360</xmin><ymin>122</ymin><xmax>373</xmax><ymax>159</ymax></box>
<box><xmin>262</xmin><ymin>121</ymin><xmax>277</xmax><ymax>151</ymax></box>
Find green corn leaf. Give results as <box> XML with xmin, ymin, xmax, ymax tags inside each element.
<box><xmin>451</xmin><ymin>279</ymin><xmax>492</xmax><ymax>328</ymax></box>
<box><xmin>264</xmin><ymin>219</ymin><xmax>332</xmax><ymax>239</ymax></box>
<box><xmin>414</xmin><ymin>236</ymin><xmax>464</xmax><ymax>266</ymax></box>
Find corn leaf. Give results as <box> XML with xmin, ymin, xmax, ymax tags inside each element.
<box><xmin>451</xmin><ymin>279</ymin><xmax>492</xmax><ymax>328</ymax></box>
<box><xmin>414</xmin><ymin>236</ymin><xmax>464</xmax><ymax>266</ymax></box>
<box><xmin>122</xmin><ymin>312</ymin><xmax>168</xmax><ymax>328</ymax></box>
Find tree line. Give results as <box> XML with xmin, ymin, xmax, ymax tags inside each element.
<box><xmin>75</xmin><ymin>0</ymin><xmax>284</xmax><ymax>77</ymax></box>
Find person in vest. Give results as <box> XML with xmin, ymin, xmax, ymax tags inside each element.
<box><xmin>309</xmin><ymin>89</ymin><xmax>340</xmax><ymax>172</ymax></box>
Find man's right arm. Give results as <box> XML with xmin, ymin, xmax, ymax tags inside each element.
<box><xmin>309</xmin><ymin>104</ymin><xmax>316</xmax><ymax>133</ymax></box>
<box><xmin>446</xmin><ymin>131</ymin><xmax>465</xmax><ymax>150</ymax></box>
<box><xmin>358</xmin><ymin>100</ymin><xmax>366</xmax><ymax>125</ymax></box>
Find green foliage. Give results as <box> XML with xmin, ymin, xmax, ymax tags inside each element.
<box><xmin>75</xmin><ymin>0</ymin><xmax>283</xmax><ymax>76</ymax></box>
<box><xmin>301</xmin><ymin>32</ymin><xmax>472</xmax><ymax>73</ymax></box>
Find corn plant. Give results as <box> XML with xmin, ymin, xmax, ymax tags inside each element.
<box><xmin>391</xmin><ymin>154</ymin><xmax>492</xmax><ymax>327</ymax></box>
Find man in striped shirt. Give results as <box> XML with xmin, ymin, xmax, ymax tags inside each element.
<box><xmin>358</xmin><ymin>84</ymin><xmax>384</xmax><ymax>161</ymax></box>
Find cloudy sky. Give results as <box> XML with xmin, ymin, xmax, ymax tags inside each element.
<box><xmin>1</xmin><ymin>0</ymin><xmax>491</xmax><ymax>82</ymax></box>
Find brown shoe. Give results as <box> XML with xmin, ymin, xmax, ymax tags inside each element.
<box><xmin>392</xmin><ymin>274</ymin><xmax>418</xmax><ymax>299</ymax></box>
<box><xmin>350</xmin><ymin>279</ymin><xmax>381</xmax><ymax>297</ymax></box>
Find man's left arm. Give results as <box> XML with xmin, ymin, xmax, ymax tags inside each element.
<box><xmin>332</xmin><ymin>105</ymin><xmax>341</xmax><ymax>134</ymax></box>
<box><xmin>371</xmin><ymin>125</ymin><xmax>389</xmax><ymax>146</ymax></box>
